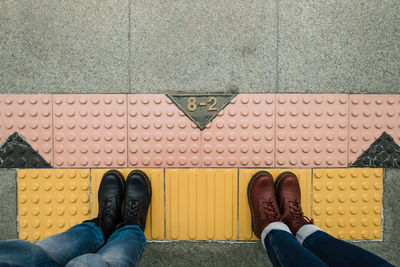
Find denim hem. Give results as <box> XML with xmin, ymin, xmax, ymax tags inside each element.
<box><xmin>296</xmin><ymin>225</ymin><xmax>322</xmax><ymax>244</ymax></box>
<box><xmin>261</xmin><ymin>222</ymin><xmax>291</xmax><ymax>250</ymax></box>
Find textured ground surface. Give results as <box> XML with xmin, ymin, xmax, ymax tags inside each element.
<box><xmin>139</xmin><ymin>169</ymin><xmax>399</xmax><ymax>266</ymax></box>
<box><xmin>0</xmin><ymin>0</ymin><xmax>399</xmax><ymax>265</ymax></box>
<box><xmin>1</xmin><ymin>0</ymin><xmax>399</xmax><ymax>94</ymax></box>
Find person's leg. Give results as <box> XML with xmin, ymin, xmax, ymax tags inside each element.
<box><xmin>262</xmin><ymin>222</ymin><xmax>328</xmax><ymax>267</ymax></box>
<box><xmin>66</xmin><ymin>170</ymin><xmax>151</xmax><ymax>267</ymax></box>
<box><xmin>0</xmin><ymin>222</ymin><xmax>104</xmax><ymax>267</ymax></box>
<box><xmin>275</xmin><ymin>171</ymin><xmax>394</xmax><ymax>266</ymax></box>
<box><xmin>0</xmin><ymin>239</ymin><xmax>59</xmax><ymax>267</ymax></box>
<box><xmin>35</xmin><ymin>222</ymin><xmax>105</xmax><ymax>266</ymax></box>
<box><xmin>299</xmin><ymin>227</ymin><xmax>395</xmax><ymax>267</ymax></box>
<box><xmin>248</xmin><ymin>171</ymin><xmax>327</xmax><ymax>267</ymax></box>
<box><xmin>66</xmin><ymin>225</ymin><xmax>146</xmax><ymax>267</ymax></box>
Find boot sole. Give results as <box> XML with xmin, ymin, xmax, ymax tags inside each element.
<box><xmin>247</xmin><ymin>170</ymin><xmax>273</xmax><ymax>239</ymax></box>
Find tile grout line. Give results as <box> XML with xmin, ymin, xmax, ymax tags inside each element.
<box><xmin>126</xmin><ymin>94</ymin><xmax>129</xmax><ymax>167</ymax></box>
<box><xmin>310</xmin><ymin>168</ymin><xmax>313</xmax><ymax>220</ymax></box>
<box><xmin>236</xmin><ymin>168</ymin><xmax>239</xmax><ymax>240</ymax></box>
<box><xmin>51</xmin><ymin>94</ymin><xmax>55</xmax><ymax>167</ymax></box>
<box><xmin>89</xmin><ymin>168</ymin><xmax>92</xmax><ymax>219</ymax></box>
<box><xmin>381</xmin><ymin>168</ymin><xmax>385</xmax><ymax>240</ymax></box>
<box><xmin>15</xmin><ymin>169</ymin><xmax>19</xmax><ymax>238</ymax></box>
<box><xmin>200</xmin><ymin>119</ymin><xmax>203</xmax><ymax>168</ymax></box>
<box><xmin>347</xmin><ymin>94</ymin><xmax>350</xmax><ymax>166</ymax></box>
<box><xmin>276</xmin><ymin>0</ymin><xmax>279</xmax><ymax>93</ymax></box>
<box><xmin>128</xmin><ymin>0</ymin><xmax>131</xmax><ymax>94</ymax></box>
<box><xmin>274</xmin><ymin>93</ymin><xmax>276</xmax><ymax>168</ymax></box>
<box><xmin>163</xmin><ymin>168</ymin><xmax>166</xmax><ymax>240</ymax></box>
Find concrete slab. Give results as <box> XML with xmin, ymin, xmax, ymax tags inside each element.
<box><xmin>0</xmin><ymin>169</ymin><xmax>17</xmax><ymax>240</ymax></box>
<box><xmin>139</xmin><ymin>242</ymin><xmax>271</xmax><ymax>267</ymax></box>
<box><xmin>0</xmin><ymin>0</ymin><xmax>129</xmax><ymax>94</ymax></box>
<box><xmin>130</xmin><ymin>0</ymin><xmax>277</xmax><ymax>94</ymax></box>
<box><xmin>278</xmin><ymin>0</ymin><xmax>400</xmax><ymax>94</ymax></box>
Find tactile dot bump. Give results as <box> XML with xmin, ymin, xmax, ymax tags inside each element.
<box><xmin>128</xmin><ymin>95</ymin><xmax>201</xmax><ymax>167</ymax></box>
<box><xmin>0</xmin><ymin>95</ymin><xmax>53</xmax><ymax>165</ymax></box>
<box><xmin>201</xmin><ymin>95</ymin><xmax>275</xmax><ymax>167</ymax></box>
<box><xmin>312</xmin><ymin>169</ymin><xmax>382</xmax><ymax>240</ymax></box>
<box><xmin>238</xmin><ymin>169</ymin><xmax>312</xmax><ymax>240</ymax></box>
<box><xmin>276</xmin><ymin>94</ymin><xmax>348</xmax><ymax>167</ymax></box>
<box><xmin>17</xmin><ymin>169</ymin><xmax>90</xmax><ymax>241</ymax></box>
<box><xmin>91</xmin><ymin>169</ymin><xmax>164</xmax><ymax>240</ymax></box>
<box><xmin>165</xmin><ymin>169</ymin><xmax>237</xmax><ymax>240</ymax></box>
<box><xmin>349</xmin><ymin>95</ymin><xmax>400</xmax><ymax>163</ymax></box>
<box><xmin>53</xmin><ymin>95</ymin><xmax>127</xmax><ymax>167</ymax></box>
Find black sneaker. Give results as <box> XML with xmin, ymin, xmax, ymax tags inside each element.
<box><xmin>88</xmin><ymin>170</ymin><xmax>125</xmax><ymax>240</ymax></box>
<box><xmin>118</xmin><ymin>170</ymin><xmax>151</xmax><ymax>231</ymax></box>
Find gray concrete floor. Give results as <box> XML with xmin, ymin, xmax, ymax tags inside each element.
<box><xmin>0</xmin><ymin>169</ymin><xmax>17</xmax><ymax>240</ymax></box>
<box><xmin>1</xmin><ymin>0</ymin><xmax>399</xmax><ymax>94</ymax></box>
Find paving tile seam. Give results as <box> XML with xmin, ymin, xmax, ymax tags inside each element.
<box><xmin>16</xmin><ymin>168</ymin><xmax>383</xmax><ymax>242</ymax></box>
<box><xmin>1</xmin><ymin>94</ymin><xmax>399</xmax><ymax>168</ymax></box>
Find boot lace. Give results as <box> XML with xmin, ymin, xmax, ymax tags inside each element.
<box><xmin>126</xmin><ymin>198</ymin><xmax>140</xmax><ymax>217</ymax></box>
<box><xmin>262</xmin><ymin>200</ymin><xmax>281</xmax><ymax>221</ymax></box>
<box><xmin>288</xmin><ymin>200</ymin><xmax>313</xmax><ymax>225</ymax></box>
<box><xmin>102</xmin><ymin>197</ymin><xmax>113</xmax><ymax>217</ymax></box>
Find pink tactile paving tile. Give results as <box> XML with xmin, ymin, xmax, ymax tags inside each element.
<box><xmin>275</xmin><ymin>94</ymin><xmax>348</xmax><ymax>167</ymax></box>
<box><xmin>128</xmin><ymin>95</ymin><xmax>202</xmax><ymax>167</ymax></box>
<box><xmin>349</xmin><ymin>95</ymin><xmax>400</xmax><ymax>163</ymax></box>
<box><xmin>53</xmin><ymin>95</ymin><xmax>127</xmax><ymax>167</ymax></box>
<box><xmin>0</xmin><ymin>95</ymin><xmax>53</xmax><ymax>165</ymax></box>
<box><xmin>201</xmin><ymin>94</ymin><xmax>275</xmax><ymax>167</ymax></box>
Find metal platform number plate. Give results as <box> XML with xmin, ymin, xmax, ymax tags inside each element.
<box><xmin>167</xmin><ymin>94</ymin><xmax>236</xmax><ymax>130</ymax></box>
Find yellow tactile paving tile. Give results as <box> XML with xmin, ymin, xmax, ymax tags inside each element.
<box><xmin>313</xmin><ymin>168</ymin><xmax>383</xmax><ymax>240</ymax></box>
<box><xmin>238</xmin><ymin>169</ymin><xmax>312</xmax><ymax>240</ymax></box>
<box><xmin>165</xmin><ymin>169</ymin><xmax>237</xmax><ymax>240</ymax></box>
<box><xmin>17</xmin><ymin>169</ymin><xmax>91</xmax><ymax>241</ymax></box>
<box><xmin>91</xmin><ymin>169</ymin><xmax>164</xmax><ymax>240</ymax></box>
<box><xmin>16</xmin><ymin>167</ymin><xmax>384</xmax><ymax>242</ymax></box>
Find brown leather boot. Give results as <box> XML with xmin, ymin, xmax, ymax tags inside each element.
<box><xmin>275</xmin><ymin>171</ymin><xmax>313</xmax><ymax>235</ymax></box>
<box><xmin>247</xmin><ymin>171</ymin><xmax>282</xmax><ymax>238</ymax></box>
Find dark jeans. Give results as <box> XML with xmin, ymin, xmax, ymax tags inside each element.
<box><xmin>0</xmin><ymin>222</ymin><xmax>146</xmax><ymax>267</ymax></box>
<box><xmin>264</xmin><ymin>230</ymin><xmax>394</xmax><ymax>267</ymax></box>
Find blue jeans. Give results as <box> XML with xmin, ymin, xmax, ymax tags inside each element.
<box><xmin>0</xmin><ymin>222</ymin><xmax>146</xmax><ymax>267</ymax></box>
<box><xmin>264</xmin><ymin>230</ymin><xmax>394</xmax><ymax>267</ymax></box>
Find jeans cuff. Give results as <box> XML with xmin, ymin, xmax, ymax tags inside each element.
<box><xmin>261</xmin><ymin>222</ymin><xmax>291</xmax><ymax>250</ymax></box>
<box><xmin>296</xmin><ymin>224</ymin><xmax>322</xmax><ymax>244</ymax></box>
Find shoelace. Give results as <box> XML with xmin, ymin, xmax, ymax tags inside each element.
<box><xmin>288</xmin><ymin>200</ymin><xmax>313</xmax><ymax>225</ymax></box>
<box><xmin>262</xmin><ymin>200</ymin><xmax>281</xmax><ymax>221</ymax></box>
<box><xmin>126</xmin><ymin>198</ymin><xmax>140</xmax><ymax>217</ymax></box>
<box><xmin>102</xmin><ymin>197</ymin><xmax>113</xmax><ymax>217</ymax></box>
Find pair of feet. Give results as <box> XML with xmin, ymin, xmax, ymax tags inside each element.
<box><xmin>91</xmin><ymin>170</ymin><xmax>152</xmax><ymax>240</ymax></box>
<box><xmin>248</xmin><ymin>171</ymin><xmax>313</xmax><ymax>238</ymax></box>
